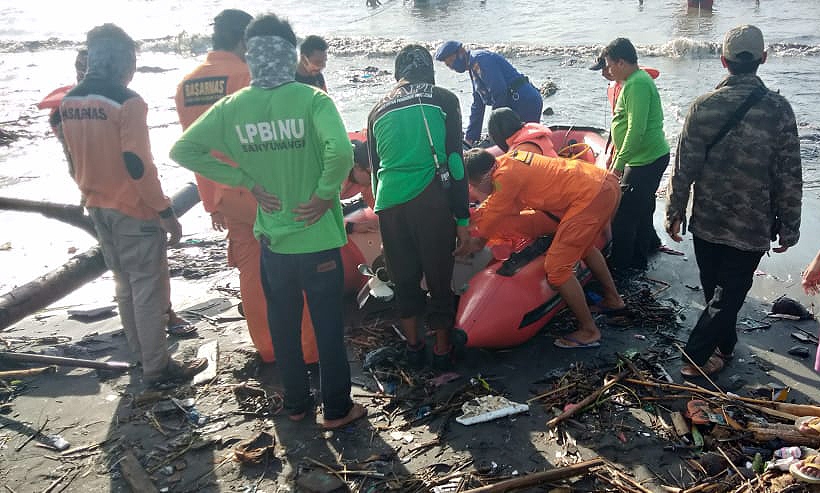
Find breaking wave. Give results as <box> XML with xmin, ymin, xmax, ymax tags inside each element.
<box><xmin>2</xmin><ymin>35</ymin><xmax>819</xmax><ymax>59</ymax></box>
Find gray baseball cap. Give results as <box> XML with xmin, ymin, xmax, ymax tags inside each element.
<box><xmin>723</xmin><ymin>24</ymin><xmax>764</xmax><ymax>62</ymax></box>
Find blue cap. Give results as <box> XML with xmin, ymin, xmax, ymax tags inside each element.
<box><xmin>435</xmin><ymin>40</ymin><xmax>462</xmax><ymax>61</ymax></box>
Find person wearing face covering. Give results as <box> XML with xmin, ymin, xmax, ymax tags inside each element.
<box><xmin>367</xmin><ymin>44</ymin><xmax>471</xmax><ymax>371</ymax></box>
<box><xmin>174</xmin><ymin>9</ymin><xmax>319</xmax><ymax>365</ymax></box>
<box><xmin>487</xmin><ymin>107</ymin><xmax>557</xmax><ymax>157</ymax></box>
<box><xmin>170</xmin><ymin>14</ymin><xmax>365</xmax><ymax>431</ymax></box>
<box><xmin>60</xmin><ymin>24</ymin><xmax>208</xmax><ymax>386</ymax></box>
<box><xmin>435</xmin><ymin>40</ymin><xmax>542</xmax><ymax>146</ymax></box>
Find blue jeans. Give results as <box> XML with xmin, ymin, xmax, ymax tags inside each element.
<box><xmin>259</xmin><ymin>246</ymin><xmax>353</xmax><ymax>420</ymax></box>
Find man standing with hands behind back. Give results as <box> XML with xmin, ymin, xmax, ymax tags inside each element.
<box><xmin>171</xmin><ymin>13</ymin><xmax>364</xmax><ymax>430</ymax></box>
<box><xmin>666</xmin><ymin>25</ymin><xmax>802</xmax><ymax>377</ymax></box>
<box><xmin>174</xmin><ymin>9</ymin><xmax>319</xmax><ymax>365</ymax></box>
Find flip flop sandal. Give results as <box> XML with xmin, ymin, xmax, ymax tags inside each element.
<box><xmin>167</xmin><ymin>322</ymin><xmax>198</xmax><ymax>337</ymax></box>
<box><xmin>686</xmin><ymin>399</ymin><xmax>711</xmax><ymax>425</ymax></box>
<box><xmin>553</xmin><ymin>335</ymin><xmax>601</xmax><ymax>349</ymax></box>
<box><xmin>796</xmin><ymin>416</ymin><xmax>820</xmax><ymax>437</ymax></box>
<box><xmin>657</xmin><ymin>245</ymin><xmax>685</xmax><ymax>256</ymax></box>
<box><xmin>790</xmin><ymin>455</ymin><xmax>820</xmax><ymax>484</ymax></box>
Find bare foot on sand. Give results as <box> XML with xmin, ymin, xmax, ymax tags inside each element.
<box><xmin>322</xmin><ymin>403</ymin><xmax>367</xmax><ymax>430</ymax></box>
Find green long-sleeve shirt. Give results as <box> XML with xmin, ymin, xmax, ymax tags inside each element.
<box><xmin>610</xmin><ymin>69</ymin><xmax>669</xmax><ymax>171</ymax></box>
<box><xmin>170</xmin><ymin>83</ymin><xmax>353</xmax><ymax>254</ymax></box>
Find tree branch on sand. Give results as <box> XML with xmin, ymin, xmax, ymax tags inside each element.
<box><xmin>0</xmin><ymin>183</ymin><xmax>201</xmax><ymax>330</ymax></box>
<box><xmin>0</xmin><ymin>196</ymin><xmax>97</xmax><ymax>237</ymax></box>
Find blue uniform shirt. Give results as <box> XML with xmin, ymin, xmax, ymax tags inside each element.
<box><xmin>466</xmin><ymin>50</ymin><xmax>543</xmax><ymax>142</ymax></box>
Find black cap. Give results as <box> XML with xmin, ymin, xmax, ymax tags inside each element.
<box><xmin>213</xmin><ymin>9</ymin><xmax>253</xmax><ymax>34</ymax></box>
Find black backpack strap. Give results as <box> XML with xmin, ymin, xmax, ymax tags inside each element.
<box><xmin>704</xmin><ymin>86</ymin><xmax>767</xmax><ymax>160</ymax></box>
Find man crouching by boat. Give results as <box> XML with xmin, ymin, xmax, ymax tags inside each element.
<box><xmin>367</xmin><ymin>45</ymin><xmax>471</xmax><ymax>371</ymax></box>
<box><xmin>461</xmin><ymin>149</ymin><xmax>625</xmax><ymax>349</ymax></box>
<box><xmin>59</xmin><ymin>24</ymin><xmax>207</xmax><ymax>385</ymax></box>
<box><xmin>170</xmin><ymin>14</ymin><xmax>365</xmax><ymax>430</ymax></box>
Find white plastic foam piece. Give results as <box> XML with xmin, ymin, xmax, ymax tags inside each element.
<box><xmin>455</xmin><ymin>395</ymin><xmax>529</xmax><ymax>426</ymax></box>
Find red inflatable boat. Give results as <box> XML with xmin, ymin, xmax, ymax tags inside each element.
<box><xmin>455</xmin><ymin>126</ymin><xmax>611</xmax><ymax>348</ymax></box>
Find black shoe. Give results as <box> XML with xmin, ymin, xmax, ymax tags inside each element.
<box><xmin>405</xmin><ymin>342</ymin><xmax>426</xmax><ymax>369</ymax></box>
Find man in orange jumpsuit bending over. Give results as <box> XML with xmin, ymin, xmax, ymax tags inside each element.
<box><xmin>459</xmin><ymin>149</ymin><xmax>625</xmax><ymax>348</ymax></box>
<box><xmin>174</xmin><ymin>9</ymin><xmax>318</xmax><ymax>363</ymax></box>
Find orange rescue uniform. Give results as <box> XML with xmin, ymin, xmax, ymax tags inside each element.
<box><xmin>471</xmin><ymin>151</ymin><xmax>620</xmax><ymax>286</ymax></box>
<box><xmin>175</xmin><ymin>51</ymin><xmax>318</xmax><ymax>364</ymax></box>
<box><xmin>504</xmin><ymin>123</ymin><xmax>558</xmax><ymax>157</ymax></box>
<box><xmin>62</xmin><ymin>89</ymin><xmax>171</xmax><ymax>218</ymax></box>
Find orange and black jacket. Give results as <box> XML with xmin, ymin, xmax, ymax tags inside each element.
<box><xmin>60</xmin><ymin>76</ymin><xmax>171</xmax><ymax>220</ymax></box>
<box><xmin>174</xmin><ymin>51</ymin><xmax>250</xmax><ymax>213</ymax></box>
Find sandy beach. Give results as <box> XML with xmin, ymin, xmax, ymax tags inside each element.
<box><xmin>0</xmin><ymin>192</ymin><xmax>818</xmax><ymax>492</ymax></box>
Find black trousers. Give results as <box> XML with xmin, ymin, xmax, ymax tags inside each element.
<box><xmin>610</xmin><ymin>153</ymin><xmax>669</xmax><ymax>270</ymax></box>
<box><xmin>684</xmin><ymin>237</ymin><xmax>765</xmax><ymax>365</ymax></box>
<box><xmin>377</xmin><ymin>179</ymin><xmax>456</xmax><ymax>330</ymax></box>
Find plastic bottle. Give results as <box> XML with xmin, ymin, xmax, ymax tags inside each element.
<box><xmin>773</xmin><ymin>446</ymin><xmax>802</xmax><ymax>459</ymax></box>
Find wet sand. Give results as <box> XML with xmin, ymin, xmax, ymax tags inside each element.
<box><xmin>0</xmin><ymin>195</ymin><xmax>818</xmax><ymax>491</ymax></box>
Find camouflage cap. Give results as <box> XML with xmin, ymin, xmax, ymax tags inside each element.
<box><xmin>723</xmin><ymin>25</ymin><xmax>764</xmax><ymax>62</ymax></box>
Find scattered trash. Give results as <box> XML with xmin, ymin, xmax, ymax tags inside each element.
<box><xmin>192</xmin><ymin>339</ymin><xmax>218</xmax><ymax>386</ymax></box>
<box><xmin>774</xmin><ymin>446</ymin><xmax>804</xmax><ymax>459</ymax></box>
<box><xmin>456</xmin><ymin>395</ymin><xmax>529</xmax><ymax>425</ymax></box>
<box><xmin>66</xmin><ymin>304</ymin><xmax>117</xmax><ymax>319</ymax></box>
<box><xmin>427</xmin><ymin>372</ymin><xmax>460</xmax><ymax>388</ymax></box>
<box><xmin>787</xmin><ymin>346</ymin><xmax>810</xmax><ymax>358</ymax></box>
<box><xmin>771</xmin><ymin>295</ymin><xmax>813</xmax><ymax>320</ymax></box>
<box><xmin>295</xmin><ymin>469</ymin><xmax>345</xmax><ymax>493</ymax></box>
<box><xmin>362</xmin><ymin>346</ymin><xmax>398</xmax><ymax>370</ymax></box>
<box><xmin>42</xmin><ymin>434</ymin><xmax>70</xmax><ymax>451</ymax></box>
<box><xmin>415</xmin><ymin>405</ymin><xmax>432</xmax><ymax>419</ymax></box>
<box><xmin>791</xmin><ymin>331</ymin><xmax>818</xmax><ymax>344</ymax></box>
<box><xmin>738</xmin><ymin>318</ymin><xmax>771</xmax><ymax>332</ymax></box>
<box><xmin>233</xmin><ymin>431</ymin><xmax>275</xmax><ymax>464</ymax></box>
<box><xmin>539</xmin><ymin>79</ymin><xmax>558</xmax><ymax>98</ymax></box>
<box><xmin>233</xmin><ymin>382</ymin><xmax>283</xmax><ymax>418</ymax></box>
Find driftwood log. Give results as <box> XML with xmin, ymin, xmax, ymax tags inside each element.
<box><xmin>0</xmin><ymin>183</ymin><xmax>200</xmax><ymax>330</ymax></box>
<box><xmin>460</xmin><ymin>458</ymin><xmax>604</xmax><ymax>493</ymax></box>
<box><xmin>0</xmin><ymin>197</ymin><xmax>96</xmax><ymax>237</ymax></box>
<box><xmin>747</xmin><ymin>422</ymin><xmax>820</xmax><ymax>448</ymax></box>
<box><xmin>0</xmin><ymin>351</ymin><xmax>130</xmax><ymax>370</ymax></box>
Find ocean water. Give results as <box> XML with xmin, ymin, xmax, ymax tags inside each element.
<box><xmin>1</xmin><ymin>0</ymin><xmax>819</xmax><ymax>294</ymax></box>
